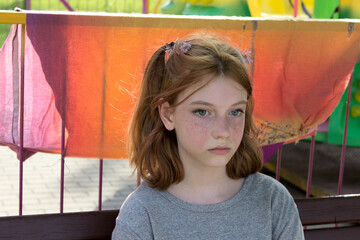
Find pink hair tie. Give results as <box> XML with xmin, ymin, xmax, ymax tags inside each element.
<box><xmin>165</xmin><ymin>41</ymin><xmax>192</xmax><ymax>55</ymax></box>
<box><xmin>165</xmin><ymin>42</ymin><xmax>175</xmax><ymax>55</ymax></box>
<box><xmin>179</xmin><ymin>42</ymin><xmax>191</xmax><ymax>53</ymax></box>
<box><xmin>238</xmin><ymin>47</ymin><xmax>253</xmax><ymax>64</ymax></box>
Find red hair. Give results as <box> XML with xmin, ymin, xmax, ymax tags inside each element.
<box><xmin>127</xmin><ymin>34</ymin><xmax>263</xmax><ymax>190</ymax></box>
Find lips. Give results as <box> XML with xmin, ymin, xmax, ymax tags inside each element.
<box><xmin>208</xmin><ymin>147</ymin><xmax>231</xmax><ymax>155</ymax></box>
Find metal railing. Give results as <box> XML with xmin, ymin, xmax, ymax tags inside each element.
<box><xmin>0</xmin><ymin>10</ymin><xmax>357</xmax><ymax>217</ymax></box>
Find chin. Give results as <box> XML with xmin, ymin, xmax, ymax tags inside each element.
<box><xmin>203</xmin><ymin>157</ymin><xmax>232</xmax><ymax>168</ymax></box>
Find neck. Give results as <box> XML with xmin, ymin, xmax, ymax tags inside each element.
<box><xmin>168</xmin><ymin>165</ymin><xmax>244</xmax><ymax>205</ymax></box>
<box><xmin>183</xmin><ymin>165</ymin><xmax>229</xmax><ymax>187</ymax></box>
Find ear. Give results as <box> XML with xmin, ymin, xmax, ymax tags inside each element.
<box><xmin>158</xmin><ymin>101</ymin><xmax>175</xmax><ymax>131</ymax></box>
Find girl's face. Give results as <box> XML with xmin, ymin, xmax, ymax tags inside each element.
<box><xmin>159</xmin><ymin>75</ymin><xmax>248</xmax><ymax>172</ymax></box>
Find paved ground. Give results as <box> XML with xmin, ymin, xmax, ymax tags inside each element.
<box><xmin>264</xmin><ymin>141</ymin><xmax>360</xmax><ymax>197</ymax></box>
<box><xmin>0</xmin><ymin>146</ymin><xmax>137</xmax><ymax>216</ymax></box>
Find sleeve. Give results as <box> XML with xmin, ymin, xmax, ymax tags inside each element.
<box><xmin>111</xmin><ymin>194</ymin><xmax>154</xmax><ymax>240</ymax></box>
<box><xmin>112</xmin><ymin>221</ymin><xmax>146</xmax><ymax>240</ymax></box>
<box><xmin>271</xmin><ymin>183</ymin><xmax>305</xmax><ymax>240</ymax></box>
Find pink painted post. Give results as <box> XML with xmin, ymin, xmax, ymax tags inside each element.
<box><xmin>60</xmin><ymin>0</ymin><xmax>74</xmax><ymax>11</ymax></box>
<box><xmin>60</xmin><ymin>121</ymin><xmax>66</xmax><ymax>213</ymax></box>
<box><xmin>337</xmin><ymin>74</ymin><xmax>353</xmax><ymax>195</ymax></box>
<box><xmin>142</xmin><ymin>0</ymin><xmax>148</xmax><ymax>13</ymax></box>
<box><xmin>18</xmin><ymin>24</ymin><xmax>26</xmax><ymax>216</ymax></box>
<box><xmin>19</xmin><ymin>136</ymin><xmax>23</xmax><ymax>214</ymax></box>
<box><xmin>98</xmin><ymin>159</ymin><xmax>103</xmax><ymax>211</ymax></box>
<box><xmin>26</xmin><ymin>0</ymin><xmax>31</xmax><ymax>10</ymax></box>
<box><xmin>276</xmin><ymin>147</ymin><xmax>282</xmax><ymax>181</ymax></box>
<box><xmin>306</xmin><ymin>135</ymin><xmax>316</xmax><ymax>198</ymax></box>
<box><xmin>19</xmin><ymin>154</ymin><xmax>23</xmax><ymax>215</ymax></box>
<box><xmin>293</xmin><ymin>0</ymin><xmax>299</xmax><ymax>18</ymax></box>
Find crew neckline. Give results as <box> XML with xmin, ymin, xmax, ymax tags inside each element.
<box><xmin>157</xmin><ymin>173</ymin><xmax>255</xmax><ymax>213</ymax></box>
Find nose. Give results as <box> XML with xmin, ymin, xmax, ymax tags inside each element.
<box><xmin>211</xmin><ymin>115</ymin><xmax>230</xmax><ymax>140</ymax></box>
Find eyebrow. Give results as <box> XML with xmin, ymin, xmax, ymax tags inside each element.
<box><xmin>190</xmin><ymin>100</ymin><xmax>247</xmax><ymax>106</ymax></box>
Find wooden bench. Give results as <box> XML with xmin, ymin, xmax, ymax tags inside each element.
<box><xmin>0</xmin><ymin>194</ymin><xmax>359</xmax><ymax>240</ymax></box>
<box><xmin>297</xmin><ymin>194</ymin><xmax>360</xmax><ymax>239</ymax></box>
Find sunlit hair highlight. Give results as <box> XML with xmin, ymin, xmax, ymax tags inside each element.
<box><xmin>127</xmin><ymin>34</ymin><xmax>263</xmax><ymax>190</ymax></box>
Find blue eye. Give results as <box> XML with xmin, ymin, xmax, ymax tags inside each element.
<box><xmin>229</xmin><ymin>109</ymin><xmax>244</xmax><ymax>117</ymax></box>
<box><xmin>194</xmin><ymin>109</ymin><xmax>209</xmax><ymax>116</ymax></box>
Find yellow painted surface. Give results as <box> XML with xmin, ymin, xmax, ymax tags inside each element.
<box><xmin>0</xmin><ymin>11</ymin><xmax>26</xmax><ymax>24</ymax></box>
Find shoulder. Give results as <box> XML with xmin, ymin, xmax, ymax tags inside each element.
<box><xmin>248</xmin><ymin>172</ymin><xmax>291</xmax><ymax>196</ymax></box>
<box><xmin>246</xmin><ymin>173</ymin><xmax>299</xmax><ymax>217</ymax></box>
<box><xmin>247</xmin><ymin>173</ymin><xmax>304</xmax><ymax>239</ymax></box>
<box><xmin>249</xmin><ymin>172</ymin><xmax>284</xmax><ymax>187</ymax></box>
<box><xmin>119</xmin><ymin>182</ymin><xmax>160</xmax><ymax>220</ymax></box>
<box><xmin>112</xmin><ymin>182</ymin><xmax>161</xmax><ymax>239</ymax></box>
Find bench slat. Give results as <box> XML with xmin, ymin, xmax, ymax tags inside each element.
<box><xmin>0</xmin><ymin>210</ymin><xmax>119</xmax><ymax>240</ymax></box>
<box><xmin>295</xmin><ymin>194</ymin><xmax>360</xmax><ymax>225</ymax></box>
<box><xmin>304</xmin><ymin>225</ymin><xmax>360</xmax><ymax>240</ymax></box>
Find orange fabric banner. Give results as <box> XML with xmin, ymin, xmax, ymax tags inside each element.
<box><xmin>1</xmin><ymin>12</ymin><xmax>359</xmax><ymax>159</ymax></box>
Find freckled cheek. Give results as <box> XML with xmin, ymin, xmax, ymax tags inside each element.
<box><xmin>184</xmin><ymin>118</ymin><xmax>211</xmax><ymax>147</ymax></box>
<box><xmin>229</xmin><ymin>119</ymin><xmax>245</xmax><ymax>143</ymax></box>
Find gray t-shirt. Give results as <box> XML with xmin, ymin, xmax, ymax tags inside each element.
<box><xmin>112</xmin><ymin>173</ymin><xmax>304</xmax><ymax>239</ymax></box>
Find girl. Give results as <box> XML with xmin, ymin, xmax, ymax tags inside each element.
<box><xmin>112</xmin><ymin>34</ymin><xmax>304</xmax><ymax>239</ymax></box>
